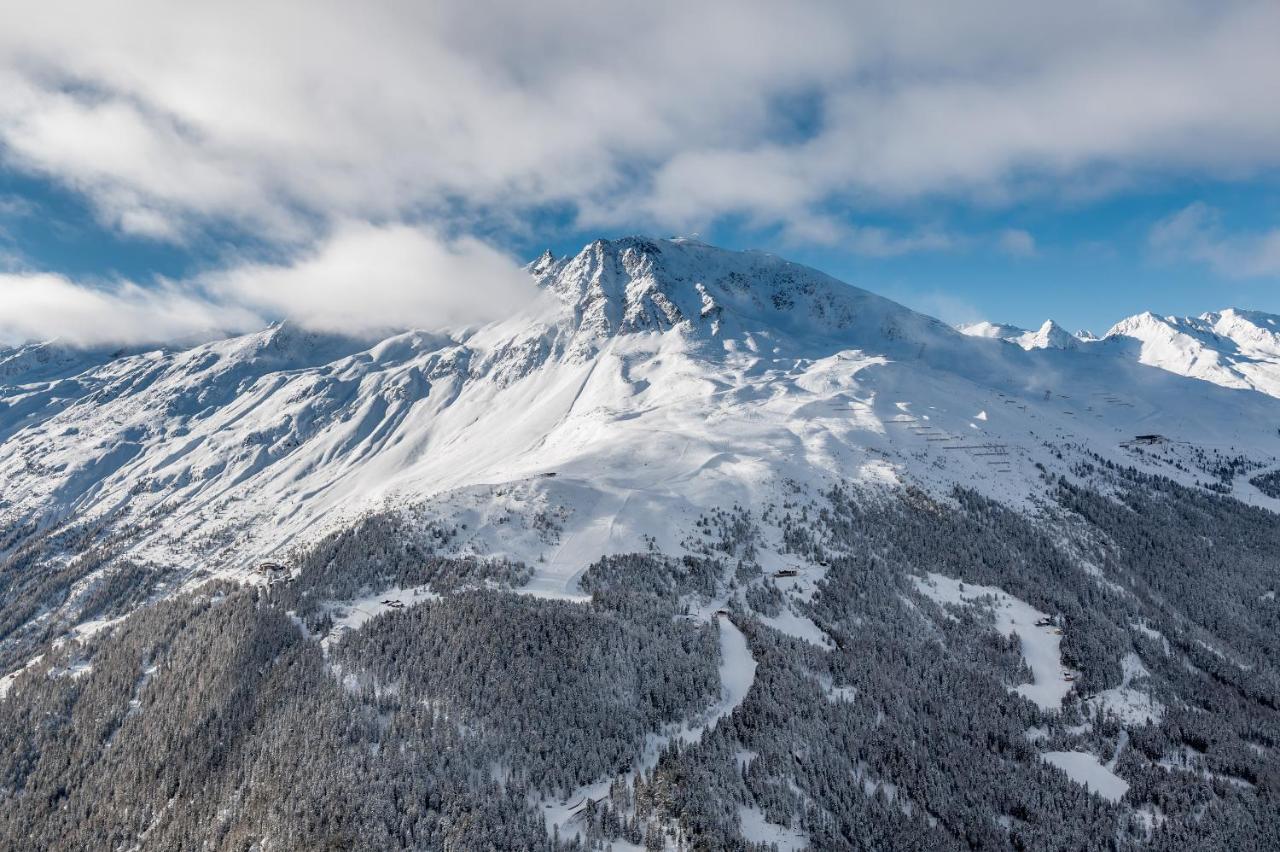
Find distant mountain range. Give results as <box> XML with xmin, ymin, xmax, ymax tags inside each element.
<box><xmin>960</xmin><ymin>308</ymin><xmax>1280</xmax><ymax>398</ymax></box>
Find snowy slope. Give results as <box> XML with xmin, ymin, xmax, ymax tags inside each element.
<box><xmin>3</xmin><ymin>237</ymin><xmax>1280</xmax><ymax>603</ymax></box>
<box><xmin>957</xmin><ymin>320</ymin><xmax>1026</xmax><ymax>342</ymax></box>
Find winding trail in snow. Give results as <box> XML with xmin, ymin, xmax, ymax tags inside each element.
<box><xmin>912</xmin><ymin>572</ymin><xmax>1074</xmax><ymax>712</ymax></box>
<box><xmin>540</xmin><ymin>614</ymin><xmax>758</xmax><ymax>840</ymax></box>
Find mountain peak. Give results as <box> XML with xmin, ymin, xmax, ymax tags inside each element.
<box><xmin>530</xmin><ymin>236</ymin><xmax>951</xmax><ymax>353</ymax></box>
<box><xmin>1105</xmin><ymin>310</ymin><xmax>1169</xmax><ymax>338</ymax></box>
<box><xmin>958</xmin><ymin>318</ymin><xmax>1079</xmax><ymax>350</ymax></box>
<box><xmin>1024</xmin><ymin>319</ymin><xmax>1079</xmax><ymax>350</ymax></box>
<box><xmin>528</xmin><ymin>248</ymin><xmax>558</xmax><ymax>276</ymax></box>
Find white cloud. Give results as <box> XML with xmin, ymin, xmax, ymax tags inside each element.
<box><xmin>0</xmin><ymin>272</ymin><xmax>260</xmax><ymax>347</ymax></box>
<box><xmin>205</xmin><ymin>222</ymin><xmax>536</xmax><ymax>335</ymax></box>
<box><xmin>1150</xmin><ymin>202</ymin><xmax>1280</xmax><ymax>278</ymax></box>
<box><xmin>0</xmin><ymin>0</ymin><xmax>1274</xmax><ymax>244</ymax></box>
<box><xmin>0</xmin><ymin>223</ymin><xmax>535</xmax><ymax>346</ymax></box>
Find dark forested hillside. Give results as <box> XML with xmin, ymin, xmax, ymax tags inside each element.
<box><xmin>1</xmin><ymin>467</ymin><xmax>1277</xmax><ymax>850</ymax></box>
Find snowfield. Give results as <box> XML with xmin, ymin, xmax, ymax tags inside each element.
<box><xmin>1088</xmin><ymin>652</ymin><xmax>1165</xmax><ymax>726</ymax></box>
<box><xmin>1041</xmin><ymin>751</ymin><xmax>1130</xmax><ymax>803</ymax></box>
<box><xmin>313</xmin><ymin>585</ymin><xmax>441</xmax><ymax>653</ymax></box>
<box><xmin>737</xmin><ymin>804</ymin><xmax>808</xmax><ymax>851</ymax></box>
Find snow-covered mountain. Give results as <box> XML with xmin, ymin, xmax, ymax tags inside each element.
<box><xmin>1100</xmin><ymin>308</ymin><xmax>1280</xmax><ymax>398</ymax></box>
<box><xmin>4</xmin><ymin>237</ymin><xmax>1280</xmax><ymax>850</ymax></box>
<box><xmin>2</xmin><ymin>236</ymin><xmax>1279</xmax><ymax>596</ymax></box>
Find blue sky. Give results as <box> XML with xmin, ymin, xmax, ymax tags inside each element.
<box><xmin>1</xmin><ymin>1</ymin><xmax>1278</xmax><ymax>344</ymax></box>
<box><xmin>540</xmin><ymin>179</ymin><xmax>1280</xmax><ymax>334</ymax></box>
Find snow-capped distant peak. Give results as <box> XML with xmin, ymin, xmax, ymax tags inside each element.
<box><xmin>527</xmin><ymin>248</ymin><xmax>558</xmax><ymax>277</ymax></box>
<box><xmin>1021</xmin><ymin>320</ymin><xmax>1079</xmax><ymax>350</ymax></box>
<box><xmin>958</xmin><ymin>318</ymin><xmax>1080</xmax><ymax>350</ymax></box>
<box><xmin>1104</xmin><ymin>310</ymin><xmax>1170</xmax><ymax>339</ymax></box>
<box><xmin>1199</xmin><ymin>308</ymin><xmax>1280</xmax><ymax>358</ymax></box>
<box><xmin>1103</xmin><ymin>307</ymin><xmax>1280</xmax><ymax>397</ymax></box>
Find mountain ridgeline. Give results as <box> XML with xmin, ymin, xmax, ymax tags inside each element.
<box><xmin>1</xmin><ymin>238</ymin><xmax>1279</xmax><ymax>850</ymax></box>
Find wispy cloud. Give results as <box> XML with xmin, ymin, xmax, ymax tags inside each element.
<box><xmin>887</xmin><ymin>288</ymin><xmax>986</xmax><ymax>327</ymax></box>
<box><xmin>997</xmin><ymin>229</ymin><xmax>1037</xmax><ymax>258</ymax></box>
<box><xmin>778</xmin><ymin>215</ymin><xmax>963</xmax><ymax>256</ymax></box>
<box><xmin>1150</xmin><ymin>202</ymin><xmax>1280</xmax><ymax>278</ymax></box>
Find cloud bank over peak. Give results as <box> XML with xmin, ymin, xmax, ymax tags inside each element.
<box><xmin>208</xmin><ymin>223</ymin><xmax>537</xmax><ymax>336</ymax></box>
<box><xmin>0</xmin><ymin>272</ymin><xmax>257</xmax><ymax>348</ymax></box>
<box><xmin>0</xmin><ymin>225</ymin><xmax>534</xmax><ymax>347</ymax></box>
